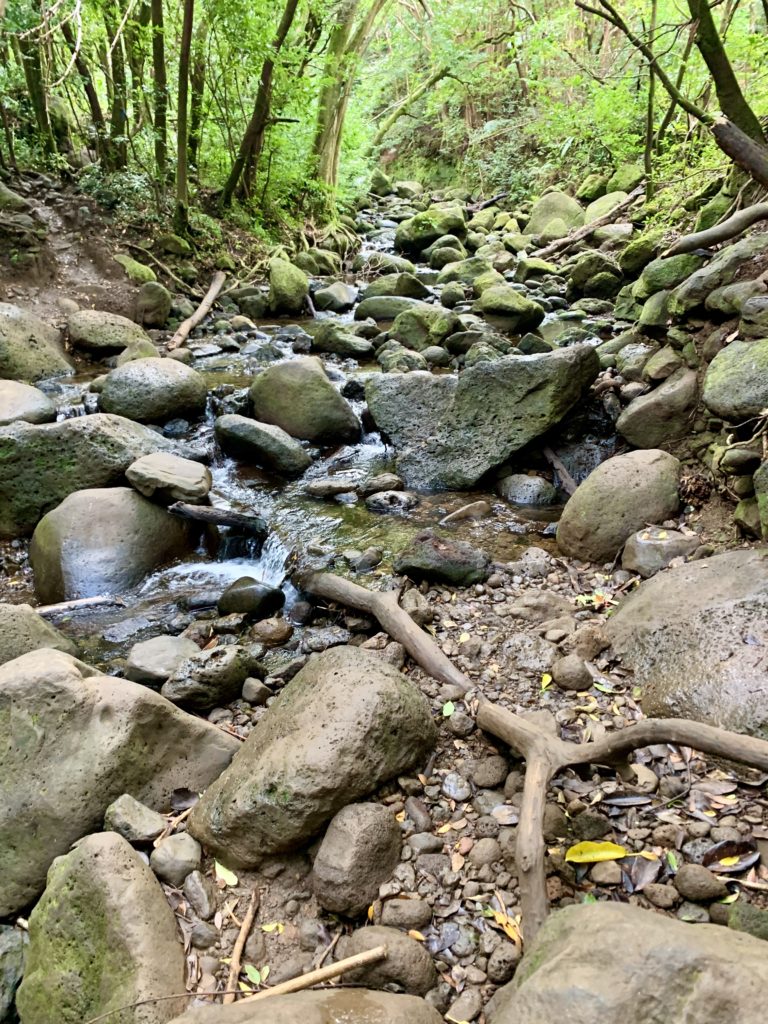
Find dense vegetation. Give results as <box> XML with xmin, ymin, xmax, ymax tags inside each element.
<box><xmin>1</xmin><ymin>0</ymin><xmax>767</xmax><ymax>237</ymax></box>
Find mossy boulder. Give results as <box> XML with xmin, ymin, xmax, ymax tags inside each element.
<box><xmin>524</xmin><ymin>191</ymin><xmax>584</xmax><ymax>238</ymax></box>
<box><xmin>135</xmin><ymin>281</ymin><xmax>172</xmax><ymax>327</ymax></box>
<box><xmin>268</xmin><ymin>257</ymin><xmax>309</xmax><ymax>315</ymax></box>
<box><xmin>100</xmin><ymin>357</ymin><xmax>207</xmax><ymax>423</ymax></box>
<box><xmin>215</xmin><ymin>414</ymin><xmax>312</xmax><ymax>477</ymax></box>
<box><xmin>114</xmin><ymin>253</ymin><xmax>156</xmax><ymax>283</ymax></box>
<box><xmin>576</xmin><ymin>172</ymin><xmax>610</xmax><ymax>202</ymax></box>
<box><xmin>670</xmin><ymin>233</ymin><xmax>768</xmax><ymax>315</ymax></box>
<box><xmin>395</xmin><ymin>206</ymin><xmax>466</xmax><ymax>254</ymax></box>
<box><xmin>584</xmin><ymin>191</ymin><xmax>628</xmax><ymax>222</ymax></box>
<box><xmin>0</xmin><ymin>602</ymin><xmax>76</xmax><ymax>665</ymax></box>
<box><xmin>703</xmin><ymin>338</ymin><xmax>768</xmax><ymax>421</ymax></box>
<box><xmin>473</xmin><ymin>285</ymin><xmax>545</xmax><ymax>332</ymax></box>
<box><xmin>355</xmin><ymin>295</ymin><xmax>431</xmax><ymax>321</ymax></box>
<box><xmin>0</xmin><ymin>181</ymin><xmax>30</xmax><ymax>212</ymax></box>
<box><xmin>156</xmin><ymin>232</ymin><xmax>192</xmax><ymax>255</ymax></box>
<box><xmin>616</xmin><ymin>367</ymin><xmax>698</xmax><ymax>448</ymax></box>
<box><xmin>695</xmin><ymin>191</ymin><xmax>732</xmax><ymax>232</ymax></box>
<box><xmin>392</xmin><ymin>306</ymin><xmax>460</xmax><ymax>351</ymax></box>
<box><xmin>68</xmin><ymin>308</ymin><xmax>152</xmax><ymax>354</ymax></box>
<box><xmin>0</xmin><ymin>303</ymin><xmax>72</xmax><ymax>383</ymax></box>
<box><xmin>632</xmin><ymin>253</ymin><xmax>707</xmax><ymax>301</ymax></box>
<box><xmin>437</xmin><ymin>256</ymin><xmax>495</xmax><ymax>286</ymax></box>
<box><xmin>361</xmin><ymin>273</ymin><xmax>431</xmax><ymax>300</ymax></box>
<box><xmin>606</xmin><ymin>162</ymin><xmax>644</xmax><ymax>192</ymax></box>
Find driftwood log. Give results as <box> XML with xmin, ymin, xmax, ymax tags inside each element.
<box><xmin>167</xmin><ymin>270</ymin><xmax>227</xmax><ymax>350</ymax></box>
<box><xmin>167</xmin><ymin>501</ymin><xmax>268</xmax><ymax>539</ymax></box>
<box><xmin>531</xmin><ymin>184</ymin><xmax>645</xmax><ymax>260</ymax></box>
<box><xmin>662</xmin><ymin>201</ymin><xmax>768</xmax><ymax>257</ymax></box>
<box><xmin>299</xmin><ymin>570</ymin><xmax>768</xmax><ymax>945</ymax></box>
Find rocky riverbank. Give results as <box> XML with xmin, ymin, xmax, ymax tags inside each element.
<box><xmin>1</xmin><ymin>171</ymin><xmax>768</xmax><ymax>1024</ymax></box>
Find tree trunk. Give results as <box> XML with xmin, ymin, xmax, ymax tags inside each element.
<box><xmin>643</xmin><ymin>0</ymin><xmax>657</xmax><ymax>198</ymax></box>
<box><xmin>60</xmin><ymin>20</ymin><xmax>109</xmax><ymax>163</ymax></box>
<box><xmin>174</xmin><ymin>0</ymin><xmax>195</xmax><ymax>234</ymax></box>
<box><xmin>687</xmin><ymin>0</ymin><xmax>765</xmax><ymax>142</ymax></box>
<box><xmin>712</xmin><ymin>117</ymin><xmax>768</xmax><ymax>190</ymax></box>
<box><xmin>371</xmin><ymin>65</ymin><xmax>450</xmax><ymax>149</ymax></box>
<box><xmin>103</xmin><ymin>1</ymin><xmax>129</xmax><ymax>169</ymax></box>
<box><xmin>17</xmin><ymin>37</ymin><xmax>56</xmax><ymax>157</ymax></box>
<box><xmin>188</xmin><ymin>17</ymin><xmax>208</xmax><ymax>174</ymax></box>
<box><xmin>124</xmin><ymin>0</ymin><xmax>151</xmax><ymax>132</ymax></box>
<box><xmin>151</xmin><ymin>0</ymin><xmax>168</xmax><ymax>179</ymax></box>
<box><xmin>220</xmin><ymin>0</ymin><xmax>300</xmax><ymax>208</ymax></box>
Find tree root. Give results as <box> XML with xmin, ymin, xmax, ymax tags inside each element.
<box><xmin>299</xmin><ymin>570</ymin><xmax>768</xmax><ymax>946</ymax></box>
<box><xmin>662</xmin><ymin>201</ymin><xmax>768</xmax><ymax>257</ymax></box>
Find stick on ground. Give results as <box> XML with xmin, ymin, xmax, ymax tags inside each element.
<box><xmin>223</xmin><ymin>887</ymin><xmax>260</xmax><ymax>1004</ymax></box>
<box><xmin>167</xmin><ymin>270</ymin><xmax>227</xmax><ymax>350</ymax></box>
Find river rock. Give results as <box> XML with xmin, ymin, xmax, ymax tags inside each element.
<box><xmin>361</xmin><ymin>272</ymin><xmax>430</xmax><ymax>300</ymax></box>
<box><xmin>616</xmin><ymin>367</ymin><xmax>698</xmax><ymax>448</ymax></box>
<box><xmin>68</xmin><ymin>308</ymin><xmax>152</xmax><ymax>354</ymax></box>
<box><xmin>353</xmin><ymin>251</ymin><xmax>416</xmax><ymax>275</ymax></box>
<box><xmin>268</xmin><ymin>258</ymin><xmax>309</xmax><ymax>315</ymax></box>
<box><xmin>394</xmin><ymin>530</ymin><xmax>489</xmax><ymax>585</ymax></box>
<box><xmin>392</xmin><ymin>305</ymin><xmax>459</xmax><ymax>350</ymax></box>
<box><xmin>621</xmin><ymin>526</ymin><xmax>700</xmax><ymax>577</ymax></box>
<box><xmin>215</xmin><ymin>414</ymin><xmax>312</xmax><ymax>476</ymax></box>
<box><xmin>557</xmin><ymin>450</ymin><xmax>680</xmax><ymax>563</ymax></box>
<box><xmin>127</xmin><ymin>452</ymin><xmax>212</xmax><ymax>503</ymax></box>
<box><xmin>100</xmin><ymin>357</ymin><xmax>208</xmax><ymax>423</ymax></box>
<box><xmin>337</xmin><ymin>926</ymin><xmax>437</xmax><ymax>996</ymax></box>
<box><xmin>313</xmin><ymin>281</ymin><xmax>358</xmax><ymax>313</ymax></box>
<box><xmin>150</xmin><ymin>832</ymin><xmax>202</xmax><ymax>886</ymax></box>
<box><xmin>606</xmin><ymin>548</ymin><xmax>768</xmax><ymax>735</ymax></box>
<box><xmin>670</xmin><ymin>233</ymin><xmax>768</xmax><ymax>315</ymax></box>
<box><xmin>0</xmin><ymin>648</ymin><xmax>238</xmax><ymax>916</ymax></box>
<box><xmin>250</xmin><ymin>357</ymin><xmax>360</xmax><ymax>444</ymax></box>
<box><xmin>164</xmin><ymin>990</ymin><xmax>443</xmax><ymax>1024</ymax></box>
<box><xmin>0</xmin><ymin>413</ymin><xmax>183</xmax><ymax>537</ymax></box>
<box><xmin>136</xmin><ymin>281</ymin><xmax>172</xmax><ymax>327</ymax></box>
<box><xmin>0</xmin><ymin>925</ymin><xmax>26</xmax><ymax>1021</ymax></box>
<box><xmin>702</xmin><ymin>339</ymin><xmax>768</xmax><ymax>421</ymax></box>
<box><xmin>497</xmin><ymin>473</ymin><xmax>557</xmax><ymax>505</ymax></box>
<box><xmin>309</xmin><ymin>322</ymin><xmax>373</xmax><ymax>358</ymax></box>
<box><xmin>524</xmin><ymin>191</ymin><xmax>584</xmax><ymax>238</ymax></box>
<box><xmin>739</xmin><ymin>294</ymin><xmax>768</xmax><ymax>338</ymax></box>
<box><xmin>473</xmin><ymin>285</ymin><xmax>545</xmax><ymax>332</ymax></box>
<box><xmin>311</xmin><ymin>803</ymin><xmax>401</xmax><ymax>916</ymax></box>
<box><xmin>104</xmin><ymin>793</ymin><xmax>167</xmax><ymax>842</ymax></box>
<box><xmin>162</xmin><ymin>645</ymin><xmax>257</xmax><ymax>709</ymax></box>
<box><xmin>0</xmin><ymin>381</ymin><xmax>56</xmax><ymax>425</ymax></box>
<box><xmin>0</xmin><ymin>602</ymin><xmax>76</xmax><ymax>665</ymax></box>
<box><xmin>126</xmin><ymin>634</ymin><xmax>201</xmax><ymax>685</ymax></box>
<box><xmin>188</xmin><ymin>646</ymin><xmax>436</xmax><ymax>865</ymax></box>
<box><xmin>365</xmin><ymin>347</ymin><xmax>599</xmax><ymax>489</ymax></box>
<box><xmin>395</xmin><ymin>206</ymin><xmax>466</xmax><ymax>254</ymax></box>
<box><xmin>30</xmin><ymin>487</ymin><xmax>199</xmax><ymax>602</ymax></box>
<box><xmin>0</xmin><ymin>302</ymin><xmax>72</xmax><ymax>382</ymax></box>
<box><xmin>218</xmin><ymin>577</ymin><xmax>285</xmax><ymax>617</ymax></box>
<box><xmin>633</xmin><ymin>253</ymin><xmax>707</xmax><ymax>300</ymax></box>
<box><xmin>486</xmin><ymin>902</ymin><xmax>768</xmax><ymax>1024</ymax></box>
<box><xmin>365</xmin><ymin>490</ymin><xmax>418</xmax><ymax>514</ymax></box>
<box><xmin>16</xmin><ymin>832</ymin><xmax>185</xmax><ymax>1024</ymax></box>
<box><xmin>355</xmin><ymin>295</ymin><xmax>432</xmax><ymax>321</ymax></box>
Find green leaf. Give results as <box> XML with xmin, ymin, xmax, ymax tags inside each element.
<box><xmin>593</xmin><ymin>682</ymin><xmax>614</xmax><ymax>694</ymax></box>
<box><xmin>565</xmin><ymin>840</ymin><xmax>628</xmax><ymax>864</ymax></box>
<box><xmin>261</xmin><ymin>964</ymin><xmax>270</xmax><ymax>983</ymax></box>
<box><xmin>442</xmin><ymin>701</ymin><xmax>455</xmax><ymax>717</ymax></box>
<box><xmin>666</xmin><ymin>851</ymin><xmax>679</xmax><ymax>872</ymax></box>
<box><xmin>244</xmin><ymin>965</ymin><xmax>262</xmax><ymax>985</ymax></box>
<box><xmin>214</xmin><ymin>861</ymin><xmax>238</xmax><ymax>886</ymax></box>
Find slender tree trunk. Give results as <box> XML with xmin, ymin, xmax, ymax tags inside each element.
<box><xmin>104</xmin><ymin>2</ymin><xmax>129</xmax><ymax>169</ymax></box>
<box><xmin>371</xmin><ymin>66</ymin><xmax>449</xmax><ymax>148</ymax></box>
<box><xmin>188</xmin><ymin>17</ymin><xmax>208</xmax><ymax>175</ymax></box>
<box><xmin>643</xmin><ymin>0</ymin><xmax>657</xmax><ymax>198</ymax></box>
<box><xmin>654</xmin><ymin>21</ymin><xmax>696</xmax><ymax>151</ymax></box>
<box><xmin>151</xmin><ymin>0</ymin><xmax>168</xmax><ymax>179</ymax></box>
<box><xmin>17</xmin><ymin>37</ymin><xmax>56</xmax><ymax>157</ymax></box>
<box><xmin>687</xmin><ymin>0</ymin><xmax>765</xmax><ymax>142</ymax></box>
<box><xmin>174</xmin><ymin>0</ymin><xmax>195</xmax><ymax>234</ymax></box>
<box><xmin>60</xmin><ymin>20</ymin><xmax>109</xmax><ymax>163</ymax></box>
<box><xmin>124</xmin><ymin>0</ymin><xmax>151</xmax><ymax>132</ymax></box>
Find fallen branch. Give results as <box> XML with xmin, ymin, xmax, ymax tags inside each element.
<box><xmin>167</xmin><ymin>501</ymin><xmax>268</xmax><ymax>540</ymax></box>
<box><xmin>298</xmin><ymin>570</ymin><xmax>768</xmax><ymax>946</ymax></box>
<box><xmin>238</xmin><ymin>944</ymin><xmax>388</xmax><ymax>1004</ymax></box>
<box><xmin>35</xmin><ymin>595</ymin><xmax>126</xmax><ymax>616</ymax></box>
<box><xmin>542</xmin><ymin>446</ymin><xmax>577</xmax><ymax>496</ymax></box>
<box><xmin>662</xmin><ymin>201</ymin><xmax>768</xmax><ymax>257</ymax></box>
<box><xmin>125</xmin><ymin>242</ymin><xmax>203</xmax><ymax>299</ymax></box>
<box><xmin>531</xmin><ymin>184</ymin><xmax>645</xmax><ymax>260</ymax></box>
<box><xmin>712</xmin><ymin>117</ymin><xmax>768</xmax><ymax>192</ymax></box>
<box><xmin>223</xmin><ymin>887</ymin><xmax>260</xmax><ymax>1004</ymax></box>
<box><xmin>168</xmin><ymin>270</ymin><xmax>227</xmax><ymax>350</ymax></box>
<box><xmin>468</xmin><ymin>190</ymin><xmax>509</xmax><ymax>213</ymax></box>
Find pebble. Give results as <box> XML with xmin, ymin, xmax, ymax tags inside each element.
<box><xmin>590</xmin><ymin>860</ymin><xmax>622</xmax><ymax>885</ymax></box>
<box><xmin>487</xmin><ymin>941</ymin><xmax>521</xmax><ymax>983</ymax></box>
<box><xmin>183</xmin><ymin>870</ymin><xmax>217</xmax><ymax>920</ymax></box>
<box><xmin>409</xmin><ymin>832</ymin><xmax>444</xmax><ymax>854</ymax></box>
<box><xmin>381</xmin><ymin>898</ymin><xmax>433</xmax><ymax>930</ymax></box>
<box><xmin>442</xmin><ymin>772</ymin><xmax>472</xmax><ymax>801</ymax></box>
<box><xmin>676</xmin><ymin>901</ymin><xmax>711</xmax><ymax>924</ymax></box>
<box><xmin>643</xmin><ymin>882</ymin><xmax>678</xmax><ymax>909</ymax></box>
<box><xmin>448</xmin><ymin>711</ymin><xmax>475</xmax><ymax>736</ymax></box>
<box><xmin>468</xmin><ymin>838</ymin><xmax>502</xmax><ymax>866</ymax></box>
<box><xmin>472</xmin><ymin>756</ymin><xmax>508</xmax><ymax>788</ymax></box>
<box><xmin>552</xmin><ymin>653</ymin><xmax>592</xmax><ymax>691</ymax></box>
<box><xmin>673</xmin><ymin>863</ymin><xmax>728</xmax><ymax>902</ymax></box>
<box><xmin>242</xmin><ymin>678</ymin><xmax>272</xmax><ymax>705</ymax></box>
<box><xmin>150</xmin><ymin>833</ymin><xmax>202</xmax><ymax>887</ymax></box>
<box><xmin>190</xmin><ymin>921</ymin><xmax>218</xmax><ymax>949</ymax></box>
<box><xmin>447</xmin><ymin>987</ymin><xmax>483</xmax><ymax>1022</ymax></box>
<box><xmin>405</xmin><ymin>796</ymin><xmax>433</xmax><ymax>832</ymax></box>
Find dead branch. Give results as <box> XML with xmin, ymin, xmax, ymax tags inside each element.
<box><xmin>223</xmin><ymin>887</ymin><xmax>260</xmax><ymax>1004</ymax></box>
<box><xmin>662</xmin><ymin>200</ymin><xmax>768</xmax><ymax>256</ymax></box>
<box><xmin>35</xmin><ymin>595</ymin><xmax>126</xmax><ymax>616</ymax></box>
<box><xmin>125</xmin><ymin>243</ymin><xmax>203</xmax><ymax>299</ymax></box>
<box><xmin>298</xmin><ymin>570</ymin><xmax>768</xmax><ymax>946</ymax></box>
<box><xmin>238</xmin><ymin>944</ymin><xmax>388</xmax><ymax>1004</ymax></box>
<box><xmin>531</xmin><ymin>184</ymin><xmax>645</xmax><ymax>259</ymax></box>
<box><xmin>167</xmin><ymin>270</ymin><xmax>227</xmax><ymax>350</ymax></box>
<box><xmin>542</xmin><ymin>446</ymin><xmax>577</xmax><ymax>496</ymax></box>
<box><xmin>468</xmin><ymin>191</ymin><xmax>510</xmax><ymax>213</ymax></box>
<box><xmin>167</xmin><ymin>501</ymin><xmax>268</xmax><ymax>540</ymax></box>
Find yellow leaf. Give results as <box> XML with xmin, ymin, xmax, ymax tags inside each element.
<box><xmin>367</xmin><ymin>905</ymin><xmax>375</xmax><ymax>921</ymax></box>
<box><xmin>636</xmin><ymin>850</ymin><xmax>659</xmax><ymax>861</ymax></box>
<box><xmin>658</xmin><ymin>530</ymin><xmax>668</xmax><ymax>539</ymax></box>
<box><xmin>418</xmin><ymin>774</ymin><xmax>428</xmax><ymax>786</ymax></box>
<box><xmin>214</xmin><ymin>861</ymin><xmax>238</xmax><ymax>886</ymax></box>
<box><xmin>565</xmin><ymin>841</ymin><xmax>628</xmax><ymax>864</ymax></box>
<box><xmin>541</xmin><ymin>673</ymin><xmax>552</xmax><ymax>691</ymax></box>
<box><xmin>395</xmin><ymin>810</ymin><xmax>406</xmax><ymax>822</ymax></box>
<box><xmin>451</xmin><ymin>852</ymin><xmax>465</xmax><ymax>872</ymax></box>
<box><xmin>260</xmin><ymin>922</ymin><xmax>284</xmax><ymax>934</ymax></box>
<box><xmin>408</xmin><ymin>930</ymin><xmax>426</xmax><ymax>941</ymax></box>
<box><xmin>458</xmin><ymin>632</ymin><xmax>470</xmax><ymax>643</ymax></box>
<box><xmin>719</xmin><ymin>855</ymin><xmax>741</xmax><ymax>867</ymax></box>
<box><xmin>437</xmin><ymin>823</ymin><xmax>452</xmax><ymax>834</ymax></box>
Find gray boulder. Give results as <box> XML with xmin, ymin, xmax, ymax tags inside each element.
<box><xmin>0</xmin><ymin>648</ymin><xmax>238</xmax><ymax>916</ymax></box>
<box><xmin>0</xmin><ymin>413</ymin><xmax>182</xmax><ymax>537</ymax></box>
<box><xmin>164</xmin><ymin>990</ymin><xmax>443</xmax><ymax>1024</ymax></box>
<box><xmin>670</xmin><ymin>233</ymin><xmax>768</xmax><ymax>315</ymax></box>
<box><xmin>0</xmin><ymin>602</ymin><xmax>76</xmax><ymax>665</ymax></box>
<box><xmin>361</xmin><ymin>273</ymin><xmax>430</xmax><ymax>300</ymax></box>
<box><xmin>68</xmin><ymin>308</ymin><xmax>152</xmax><ymax>353</ymax></box>
<box><xmin>104</xmin><ymin>794</ymin><xmax>167</xmax><ymax>842</ymax></box>
<box><xmin>365</xmin><ymin>348</ymin><xmax>599</xmax><ymax>489</ymax></box>
<box><xmin>394</xmin><ymin>530</ymin><xmax>489</xmax><ymax>585</ymax></box>
<box><xmin>135</xmin><ymin>282</ymin><xmax>173</xmax><ymax>328</ymax></box>
<box><xmin>313</xmin><ymin>281</ymin><xmax>358</xmax><ymax>313</ymax></box>
<box><xmin>473</xmin><ymin>285</ymin><xmax>545</xmax><ymax>332</ymax></box>
<box><xmin>524</xmin><ymin>191</ymin><xmax>584</xmax><ymax>237</ymax></box>
<box><xmin>126</xmin><ymin>634</ymin><xmax>201</xmax><ymax>685</ymax></box>
<box><xmin>30</xmin><ymin>487</ymin><xmax>199</xmax><ymax>602</ymax></box>
<box><xmin>215</xmin><ymin>414</ymin><xmax>312</xmax><ymax>476</ymax></box>
<box><xmin>337</xmin><ymin>926</ymin><xmax>437</xmax><ymax>996</ymax></box>
<box><xmin>127</xmin><ymin>452</ymin><xmax>212</xmax><ymax>503</ymax></box>
<box><xmin>616</xmin><ymin>368</ymin><xmax>698</xmax><ymax>448</ymax></box>
<box><xmin>311</xmin><ymin>803</ymin><xmax>401</xmax><ymax>916</ymax></box>
<box><xmin>0</xmin><ymin>925</ymin><xmax>26</xmax><ymax>1021</ymax></box>
<box><xmin>16</xmin><ymin>832</ymin><xmax>185</xmax><ymax>1024</ymax></box>
<box><xmin>355</xmin><ymin>295</ymin><xmax>432</xmax><ymax>321</ymax></box>
<box><xmin>161</xmin><ymin>645</ymin><xmax>256</xmax><ymax>709</ymax></box>
<box><xmin>250</xmin><ymin>357</ymin><xmax>360</xmax><ymax>445</ymax></box>
<box><xmin>702</xmin><ymin>339</ymin><xmax>768</xmax><ymax>421</ymax></box>
<box><xmin>188</xmin><ymin>646</ymin><xmax>437</xmax><ymax>865</ymax></box>
<box><xmin>487</xmin><ymin>902</ymin><xmax>768</xmax><ymax>1024</ymax></box>
<box><xmin>268</xmin><ymin>258</ymin><xmax>309</xmax><ymax>315</ymax></box>
<box><xmin>606</xmin><ymin>548</ymin><xmax>768</xmax><ymax>735</ymax></box>
<box><xmin>0</xmin><ymin>303</ymin><xmax>72</xmax><ymax>382</ymax></box>
<box><xmin>621</xmin><ymin>526</ymin><xmax>700</xmax><ymax>577</ymax></box>
<box><xmin>100</xmin><ymin>358</ymin><xmax>208</xmax><ymax>423</ymax></box>
<box><xmin>497</xmin><ymin>473</ymin><xmax>557</xmax><ymax>505</ymax></box>
<box><xmin>0</xmin><ymin>381</ymin><xmax>56</xmax><ymax>426</ymax></box>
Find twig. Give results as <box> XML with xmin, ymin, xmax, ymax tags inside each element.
<box><xmin>238</xmin><ymin>945</ymin><xmax>388</xmax><ymax>1004</ymax></box>
<box><xmin>36</xmin><ymin>595</ymin><xmax>125</xmax><ymax>616</ymax></box>
<box><xmin>542</xmin><ymin>446</ymin><xmax>577</xmax><ymax>496</ymax></box>
<box><xmin>125</xmin><ymin>243</ymin><xmax>203</xmax><ymax>298</ymax></box>
<box><xmin>153</xmin><ymin>806</ymin><xmax>194</xmax><ymax>847</ymax></box>
<box><xmin>168</xmin><ymin>271</ymin><xmax>227</xmax><ymax>350</ymax></box>
<box><xmin>531</xmin><ymin>184</ymin><xmax>646</xmax><ymax>259</ymax></box>
<box><xmin>223</xmin><ymin>887</ymin><xmax>260</xmax><ymax>1004</ymax></box>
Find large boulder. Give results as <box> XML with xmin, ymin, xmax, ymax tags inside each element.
<box><xmin>0</xmin><ymin>648</ymin><xmax>239</xmax><ymax>915</ymax></box>
<box><xmin>268</xmin><ymin>258</ymin><xmax>309</xmax><ymax>315</ymax></box>
<box><xmin>0</xmin><ymin>303</ymin><xmax>72</xmax><ymax>382</ymax></box>
<box><xmin>165</xmin><ymin>990</ymin><xmax>443</xmax><ymax>1024</ymax></box>
<box><xmin>394</xmin><ymin>530</ymin><xmax>489</xmax><ymax>585</ymax></box>
<box><xmin>556</xmin><ymin>450</ymin><xmax>680</xmax><ymax>563</ymax></box>
<box><xmin>473</xmin><ymin>285</ymin><xmax>545</xmax><ymax>332</ymax></box>
<box><xmin>616</xmin><ymin>368</ymin><xmax>698</xmax><ymax>448</ymax></box>
<box><xmin>0</xmin><ymin>925</ymin><xmax>26</xmax><ymax>1021</ymax></box>
<box><xmin>29</xmin><ymin>487</ymin><xmax>199</xmax><ymax>602</ymax></box>
<box><xmin>606</xmin><ymin>547</ymin><xmax>768</xmax><ymax>736</ymax></box>
<box><xmin>67</xmin><ymin>308</ymin><xmax>152</xmax><ymax>354</ymax></box>
<box><xmin>135</xmin><ymin>281</ymin><xmax>173</xmax><ymax>327</ymax></box>
<box><xmin>0</xmin><ymin>602</ymin><xmax>76</xmax><ymax>665</ymax></box>
<box><xmin>360</xmin><ymin>273</ymin><xmax>430</xmax><ymax>300</ymax></box>
<box><xmin>249</xmin><ymin>357</ymin><xmax>360</xmax><ymax>445</ymax></box>
<box><xmin>188</xmin><ymin>646</ymin><xmax>437</xmax><ymax>866</ymax></box>
<box><xmin>702</xmin><ymin>339</ymin><xmax>768</xmax><ymax>421</ymax></box>
<box><xmin>391</xmin><ymin>306</ymin><xmax>459</xmax><ymax>351</ymax></box>
<box><xmin>0</xmin><ymin>414</ymin><xmax>183</xmax><ymax>537</ymax></box>
<box><xmin>126</xmin><ymin>452</ymin><xmax>212</xmax><ymax>504</ymax></box>
<box><xmin>524</xmin><ymin>191</ymin><xmax>584</xmax><ymax>238</ymax></box>
<box><xmin>487</xmin><ymin>902</ymin><xmax>768</xmax><ymax>1024</ymax></box>
<box><xmin>670</xmin><ymin>233</ymin><xmax>768</xmax><ymax>315</ymax></box>
<box><xmin>0</xmin><ymin>381</ymin><xmax>56</xmax><ymax>426</ymax></box>
<box><xmin>100</xmin><ymin>358</ymin><xmax>208</xmax><ymax>423</ymax></box>
<box><xmin>17</xmin><ymin>832</ymin><xmax>185</xmax><ymax>1024</ymax></box>
<box><xmin>365</xmin><ymin>348</ymin><xmax>599</xmax><ymax>489</ymax></box>
<box><xmin>395</xmin><ymin>206</ymin><xmax>466</xmax><ymax>254</ymax></box>
<box><xmin>215</xmin><ymin>414</ymin><xmax>312</xmax><ymax>476</ymax></box>
<box><xmin>355</xmin><ymin>296</ymin><xmax>432</xmax><ymax>321</ymax></box>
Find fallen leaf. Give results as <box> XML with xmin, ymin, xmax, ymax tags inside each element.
<box><xmin>244</xmin><ymin>965</ymin><xmax>261</xmax><ymax>985</ymax></box>
<box><xmin>367</xmin><ymin>906</ymin><xmax>375</xmax><ymax>922</ymax></box>
<box><xmin>458</xmin><ymin>632</ymin><xmax>470</xmax><ymax>643</ymax></box>
<box><xmin>541</xmin><ymin>673</ymin><xmax>552</xmax><ymax>691</ymax></box>
<box><xmin>565</xmin><ymin>840</ymin><xmax>628</xmax><ymax>864</ymax></box>
<box><xmin>408</xmin><ymin>930</ymin><xmax>426</xmax><ymax>941</ymax></box>
<box><xmin>214</xmin><ymin>861</ymin><xmax>238</xmax><ymax>887</ymax></box>
<box><xmin>451</xmin><ymin>852</ymin><xmax>465</xmax><ymax>872</ymax></box>
<box><xmin>260</xmin><ymin>922</ymin><xmax>285</xmax><ymax>934</ymax></box>
<box><xmin>442</xmin><ymin>701</ymin><xmax>455</xmax><ymax>718</ymax></box>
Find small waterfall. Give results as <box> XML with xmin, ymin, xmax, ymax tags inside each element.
<box><xmin>251</xmin><ymin>532</ymin><xmax>290</xmax><ymax>587</ymax></box>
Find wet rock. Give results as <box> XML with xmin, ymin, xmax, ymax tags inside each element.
<box><xmin>250</xmin><ymin>357</ymin><xmax>360</xmax><ymax>445</ymax></box>
<box><xmin>127</xmin><ymin>452</ymin><xmax>212</xmax><ymax>504</ymax></box>
<box><xmin>0</xmin><ymin>413</ymin><xmax>184</xmax><ymax>537</ymax></box>
<box><xmin>100</xmin><ymin>357</ymin><xmax>207</xmax><ymax>423</ymax></box>
<box><xmin>0</xmin><ymin>648</ymin><xmax>238</xmax><ymax>916</ymax></box>
<box><xmin>673</xmin><ymin>863</ymin><xmax>727</xmax><ymax>902</ymax></box>
<box><xmin>355</xmin><ymin>295</ymin><xmax>431</xmax><ymax>321</ymax></box>
<box><xmin>312</xmin><ymin>803</ymin><xmax>401</xmax><ymax>916</ymax></box>
<box><xmin>359</xmin><ymin>472</ymin><xmax>404</xmax><ymax>496</ymax></box>
<box><xmin>218</xmin><ymin>577</ymin><xmax>285</xmax><ymax>618</ymax></box>
<box><xmin>551</xmin><ymin>654</ymin><xmax>592</xmax><ymax>691</ymax></box>
<box><xmin>621</xmin><ymin>526</ymin><xmax>700</xmax><ymax>577</ymax></box>
<box><xmin>0</xmin><ymin>925</ymin><xmax>26</xmax><ymax>1021</ymax></box>
<box><xmin>339</xmin><ymin>926</ymin><xmax>437</xmax><ymax>996</ymax></box>
<box><xmin>188</xmin><ymin>646</ymin><xmax>436</xmax><ymax>865</ymax></box>
<box><xmin>616</xmin><ymin>368</ymin><xmax>698</xmax><ymax>448</ymax></box>
<box><xmin>487</xmin><ymin>901</ymin><xmax>768</xmax><ymax>1023</ymax></box>
<box><xmin>392</xmin><ymin>306</ymin><xmax>460</xmax><ymax>351</ymax></box>
<box><xmin>606</xmin><ymin>548</ymin><xmax>768</xmax><ymax>736</ymax></box>
<box><xmin>313</xmin><ymin>281</ymin><xmax>358</xmax><ymax>313</ymax></box>
<box><xmin>439</xmin><ymin>500</ymin><xmax>492</xmax><ymax>524</ymax></box>
<box><xmin>29</xmin><ymin>487</ymin><xmax>199</xmax><ymax>602</ymax></box>
<box><xmin>497</xmin><ymin>473</ymin><xmax>557</xmax><ymax>505</ymax></box>
<box><xmin>366</xmin><ymin>348</ymin><xmax>599</xmax><ymax>489</ymax></box>
<box><xmin>395</xmin><ymin>206</ymin><xmax>466</xmax><ymax>255</ymax></box>
<box><xmin>104</xmin><ymin>793</ymin><xmax>167</xmax><ymax>843</ymax></box>
<box><xmin>16</xmin><ymin>832</ymin><xmax>185</xmax><ymax>1024</ymax></box>
<box><xmin>473</xmin><ymin>285</ymin><xmax>545</xmax><ymax>332</ymax></box>
<box><xmin>703</xmin><ymin>338</ymin><xmax>768</xmax><ymax>421</ymax></box>
<box><xmin>365</xmin><ymin>490</ymin><xmax>419</xmax><ymax>514</ymax></box>
<box><xmin>361</xmin><ymin>273</ymin><xmax>431</xmax><ymax>300</ymax></box>
<box><xmin>304</xmin><ymin>476</ymin><xmax>357</xmax><ymax>497</ymax></box>
<box><xmin>557</xmin><ymin>450</ymin><xmax>680</xmax><ymax>563</ymax></box>
<box><xmin>0</xmin><ymin>602</ymin><xmax>76</xmax><ymax>665</ymax></box>
<box><xmin>150</xmin><ymin>832</ymin><xmax>202</xmax><ymax>887</ymax></box>
<box><xmin>394</xmin><ymin>530</ymin><xmax>489</xmax><ymax>585</ymax></box>
<box><xmin>162</xmin><ymin>644</ymin><xmax>256</xmax><ymax>709</ymax></box>
<box><xmin>126</xmin><ymin>634</ymin><xmax>200</xmax><ymax>685</ymax></box>
<box><xmin>0</xmin><ymin>380</ymin><xmax>56</xmax><ymax>426</ymax></box>
<box><xmin>268</xmin><ymin>258</ymin><xmax>309</xmax><ymax>315</ymax></box>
